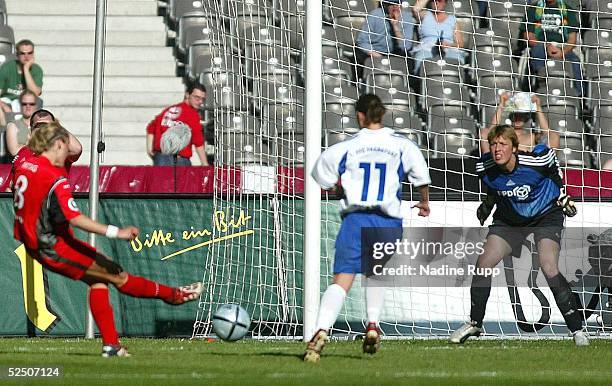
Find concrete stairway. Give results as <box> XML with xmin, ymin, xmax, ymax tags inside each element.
<box><xmin>6</xmin><ymin>0</ymin><xmax>185</xmax><ymax>165</ymax></box>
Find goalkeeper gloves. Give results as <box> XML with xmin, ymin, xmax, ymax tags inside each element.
<box><xmin>557</xmin><ymin>187</ymin><xmax>577</xmax><ymax>217</ymax></box>
<box><xmin>476</xmin><ymin>195</ymin><xmax>496</xmax><ymax>226</ymax></box>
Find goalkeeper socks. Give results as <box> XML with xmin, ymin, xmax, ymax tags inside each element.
<box><xmin>89</xmin><ymin>287</ymin><xmax>119</xmax><ymax>345</ymax></box>
<box><xmin>469</xmin><ymin>274</ymin><xmax>492</xmax><ymax>328</ymax></box>
<box><xmin>546</xmin><ymin>273</ymin><xmax>582</xmax><ymax>332</ymax></box>
<box><xmin>365</xmin><ymin>281</ymin><xmax>385</xmax><ymax>325</ymax></box>
<box><xmin>315</xmin><ymin>284</ymin><xmax>346</xmax><ymax>331</ymax></box>
<box><xmin>117</xmin><ymin>274</ymin><xmax>174</xmax><ymax>302</ymax></box>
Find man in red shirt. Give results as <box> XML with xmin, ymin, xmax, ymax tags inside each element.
<box><xmin>146</xmin><ymin>83</ymin><xmax>209</xmax><ymax>166</ymax></box>
<box><xmin>14</xmin><ymin>122</ymin><xmax>203</xmax><ymax>357</ymax></box>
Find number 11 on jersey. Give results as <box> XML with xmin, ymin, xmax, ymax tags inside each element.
<box><xmin>359</xmin><ymin>162</ymin><xmax>386</xmax><ymax>201</ymax></box>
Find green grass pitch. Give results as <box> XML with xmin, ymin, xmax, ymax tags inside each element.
<box><xmin>0</xmin><ymin>337</ymin><xmax>610</xmax><ymax>385</ymax></box>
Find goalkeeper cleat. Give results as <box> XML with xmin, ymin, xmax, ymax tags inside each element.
<box><xmin>303</xmin><ymin>329</ymin><xmax>328</xmax><ymax>363</ymax></box>
<box><xmin>449</xmin><ymin>321</ymin><xmax>482</xmax><ymax>344</ymax></box>
<box><xmin>362</xmin><ymin>322</ymin><xmax>381</xmax><ymax>354</ymax></box>
<box><xmin>166</xmin><ymin>282</ymin><xmax>203</xmax><ymax>305</ymax></box>
<box><xmin>102</xmin><ymin>344</ymin><xmax>131</xmax><ymax>358</ymax></box>
<box><xmin>571</xmin><ymin>330</ymin><xmax>590</xmax><ymax>347</ymax></box>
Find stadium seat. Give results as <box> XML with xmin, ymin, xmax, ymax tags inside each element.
<box><xmin>427</xmin><ymin>105</ymin><xmax>472</xmax><ymax>132</ymax></box>
<box><xmin>596</xmin><ymin>134</ymin><xmax>612</xmax><ymax>167</ymax></box>
<box><xmin>326</xmin><ymin>0</ymin><xmax>374</xmax><ymax>21</ymax></box>
<box><xmin>261</xmin><ymin>102</ymin><xmax>304</xmax><ymax>135</ymax></box>
<box><xmin>362</xmin><ymin>55</ymin><xmax>410</xmax><ymax>75</ymax></box>
<box><xmin>177</xmin><ymin>13</ymin><xmax>219</xmax><ymax>58</ymax></box>
<box><xmin>486</xmin><ymin>1</ymin><xmax>526</xmax><ymax>20</ymax></box>
<box><xmin>322</xmin><ymin>42</ymin><xmax>354</xmax><ymax>81</ymax></box>
<box><xmin>325</xmin><ymin>127</ymin><xmax>360</xmax><ymax>147</ymax></box>
<box><xmin>245</xmin><ymin>42</ymin><xmax>296</xmax><ymax>79</ymax></box>
<box><xmin>381</xmin><ymin>104</ymin><xmax>421</xmax><ymax>129</ymax></box>
<box><xmin>473</xmin><ymin>51</ymin><xmax>516</xmax><ymax>79</ymax></box>
<box><xmin>421</xmin><ymin>58</ymin><xmax>464</xmax><ymax>82</ymax></box>
<box><xmin>429</xmin><ymin>114</ymin><xmax>476</xmax><ymax>134</ymax></box>
<box><xmin>557</xmin><ymin>133</ymin><xmax>592</xmax><ymax>168</ymax></box>
<box><xmin>233</xmin><ymin>25</ymin><xmax>282</xmax><ymax>55</ymax></box>
<box><xmin>323</xmin><ymin>77</ymin><xmax>359</xmax><ymax>103</ymax></box>
<box><xmin>592</xmin><ymin>105</ymin><xmax>612</xmax><ymax>135</ymax></box>
<box><xmin>584</xmin><ymin>48</ymin><xmax>612</xmax><ymax>79</ymax></box>
<box><xmin>203</xmin><ymin>72</ymin><xmax>250</xmax><ymax>111</ymax></box>
<box><xmin>279</xmin><ymin>14</ymin><xmax>304</xmax><ymax>50</ymax></box>
<box><xmin>423</xmin><ymin>81</ymin><xmax>472</xmax><ymax>112</ymax></box>
<box><xmin>276</xmin><ymin>0</ymin><xmax>305</xmax><ymax>18</ymax></box>
<box><xmin>219</xmin><ymin>132</ymin><xmax>270</xmax><ymax>165</ymax></box>
<box><xmin>323</xmin><ymin>109</ymin><xmax>360</xmax><ymax>132</ymax></box>
<box><xmin>395</xmin><ymin>127</ymin><xmax>425</xmax><ymax>148</ymax></box>
<box><xmin>274</xmin><ymin>132</ymin><xmax>305</xmax><ymax>165</ymax></box>
<box><xmin>546</xmin><ymin>113</ymin><xmax>583</xmax><ymax>134</ymax></box>
<box><xmin>188</xmin><ymin>44</ymin><xmax>240</xmax><ymax>81</ymax></box>
<box><xmin>589</xmin><ymin>80</ymin><xmax>612</xmax><ymax>109</ymax></box>
<box><xmin>215</xmin><ymin>110</ymin><xmax>260</xmax><ymax>133</ymax></box>
<box><xmin>170</xmin><ymin>0</ymin><xmax>207</xmax><ymax>29</ymax></box>
<box><xmin>366</xmin><ymin>80</ymin><xmax>416</xmax><ymax>109</ymax></box>
<box><xmin>333</xmin><ymin>15</ymin><xmax>366</xmax><ymax>57</ymax></box>
<box><xmin>584</xmin><ymin>30</ymin><xmax>612</xmax><ymax>50</ymax></box>
<box><xmin>474</xmin><ymin>26</ymin><xmax>512</xmax><ymax>52</ymax></box>
<box><xmin>432</xmin><ymin>130</ymin><xmax>477</xmax><ymax>158</ymax></box>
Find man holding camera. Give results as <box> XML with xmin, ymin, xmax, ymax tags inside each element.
<box><xmin>480</xmin><ymin>92</ymin><xmax>559</xmax><ymax>154</ymax></box>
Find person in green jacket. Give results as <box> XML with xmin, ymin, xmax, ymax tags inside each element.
<box><xmin>0</xmin><ymin>39</ymin><xmax>43</xmax><ymax>112</ymax></box>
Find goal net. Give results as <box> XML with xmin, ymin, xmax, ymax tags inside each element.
<box><xmin>189</xmin><ymin>0</ymin><xmax>612</xmax><ymax>339</ymax></box>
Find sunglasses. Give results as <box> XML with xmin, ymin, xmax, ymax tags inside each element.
<box><xmin>17</xmin><ymin>51</ymin><xmax>34</xmax><ymax>56</ymax></box>
<box><xmin>21</xmin><ymin>102</ymin><xmax>36</xmax><ymax>106</ymax></box>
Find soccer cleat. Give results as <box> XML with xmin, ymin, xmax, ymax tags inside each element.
<box><xmin>165</xmin><ymin>282</ymin><xmax>203</xmax><ymax>305</ymax></box>
<box><xmin>102</xmin><ymin>344</ymin><xmax>131</xmax><ymax>358</ymax></box>
<box><xmin>449</xmin><ymin>321</ymin><xmax>483</xmax><ymax>344</ymax></box>
<box><xmin>571</xmin><ymin>329</ymin><xmax>590</xmax><ymax>347</ymax></box>
<box><xmin>303</xmin><ymin>329</ymin><xmax>328</xmax><ymax>363</ymax></box>
<box><xmin>362</xmin><ymin>322</ymin><xmax>381</xmax><ymax>354</ymax></box>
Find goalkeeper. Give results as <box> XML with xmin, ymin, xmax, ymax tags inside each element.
<box><xmin>450</xmin><ymin>124</ymin><xmax>588</xmax><ymax>346</ymax></box>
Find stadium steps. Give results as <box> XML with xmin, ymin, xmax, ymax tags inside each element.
<box><xmin>6</xmin><ymin>0</ymin><xmax>186</xmax><ymax>166</ymax></box>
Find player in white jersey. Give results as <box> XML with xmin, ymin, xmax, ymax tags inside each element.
<box><xmin>304</xmin><ymin>94</ymin><xmax>431</xmax><ymax>362</ymax></box>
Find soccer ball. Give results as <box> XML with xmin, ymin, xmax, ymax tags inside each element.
<box><xmin>212</xmin><ymin>304</ymin><xmax>251</xmax><ymax>341</ymax></box>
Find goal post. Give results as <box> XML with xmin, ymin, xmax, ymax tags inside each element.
<box><xmin>303</xmin><ymin>0</ymin><xmax>323</xmax><ymax>342</ymax></box>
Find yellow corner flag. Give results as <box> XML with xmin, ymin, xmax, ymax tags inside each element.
<box><xmin>15</xmin><ymin>244</ymin><xmax>59</xmax><ymax>332</ymax></box>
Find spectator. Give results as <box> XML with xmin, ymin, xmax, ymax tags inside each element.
<box><xmin>146</xmin><ymin>83</ymin><xmax>209</xmax><ymax>166</ymax></box>
<box><xmin>355</xmin><ymin>0</ymin><xmax>417</xmax><ymax>80</ymax></box>
<box><xmin>0</xmin><ymin>39</ymin><xmax>43</xmax><ymax>112</ymax></box>
<box><xmin>480</xmin><ymin>92</ymin><xmax>558</xmax><ymax>153</ymax></box>
<box><xmin>5</xmin><ymin>90</ymin><xmax>38</xmax><ymax>156</ymax></box>
<box><xmin>412</xmin><ymin>0</ymin><xmax>467</xmax><ymax>74</ymax></box>
<box><xmin>524</xmin><ymin>0</ymin><xmax>584</xmax><ymax>96</ymax></box>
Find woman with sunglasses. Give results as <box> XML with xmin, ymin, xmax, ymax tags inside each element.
<box><xmin>5</xmin><ymin>90</ymin><xmax>39</xmax><ymax>156</ymax></box>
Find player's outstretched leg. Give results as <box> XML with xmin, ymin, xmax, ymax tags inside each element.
<box><xmin>303</xmin><ymin>329</ymin><xmax>329</xmax><ymax>363</ymax></box>
<box><xmin>116</xmin><ymin>274</ymin><xmax>203</xmax><ymax>305</ymax></box>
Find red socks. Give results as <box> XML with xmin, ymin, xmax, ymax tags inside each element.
<box><xmin>89</xmin><ymin>287</ymin><xmax>119</xmax><ymax>346</ymax></box>
<box><xmin>117</xmin><ymin>274</ymin><xmax>175</xmax><ymax>302</ymax></box>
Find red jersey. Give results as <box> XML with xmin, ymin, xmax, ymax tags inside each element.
<box><xmin>146</xmin><ymin>101</ymin><xmax>204</xmax><ymax>158</ymax></box>
<box><xmin>13</xmin><ymin>155</ymin><xmax>82</xmax><ymax>251</ymax></box>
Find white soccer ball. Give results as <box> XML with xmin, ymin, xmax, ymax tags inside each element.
<box><xmin>212</xmin><ymin>304</ymin><xmax>251</xmax><ymax>341</ymax></box>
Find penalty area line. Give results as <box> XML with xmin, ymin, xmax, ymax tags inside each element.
<box><xmin>160</xmin><ymin>230</ymin><xmax>255</xmax><ymax>261</ymax></box>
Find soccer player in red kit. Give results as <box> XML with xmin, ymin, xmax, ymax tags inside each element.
<box><xmin>13</xmin><ymin>122</ymin><xmax>203</xmax><ymax>357</ymax></box>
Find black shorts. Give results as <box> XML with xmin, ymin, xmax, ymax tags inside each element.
<box><xmin>488</xmin><ymin>208</ymin><xmax>564</xmax><ymax>257</ymax></box>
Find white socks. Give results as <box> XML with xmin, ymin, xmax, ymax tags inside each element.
<box><xmin>365</xmin><ymin>281</ymin><xmax>385</xmax><ymax>325</ymax></box>
<box><xmin>315</xmin><ymin>284</ymin><xmax>346</xmax><ymax>331</ymax></box>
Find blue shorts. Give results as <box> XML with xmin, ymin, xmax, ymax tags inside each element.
<box><xmin>334</xmin><ymin>212</ymin><xmax>402</xmax><ymax>274</ymax></box>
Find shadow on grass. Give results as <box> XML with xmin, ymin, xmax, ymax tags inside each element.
<box><xmin>207</xmin><ymin>351</ymin><xmax>364</xmax><ymax>360</ymax></box>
